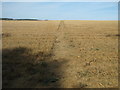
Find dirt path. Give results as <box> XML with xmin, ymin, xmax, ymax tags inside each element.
<box><xmin>52</xmin><ymin>21</ymin><xmax>79</xmax><ymax>88</ymax></box>
<box><xmin>53</xmin><ymin>21</ymin><xmax>68</xmax><ymax>59</ymax></box>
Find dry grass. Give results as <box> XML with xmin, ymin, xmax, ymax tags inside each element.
<box><xmin>2</xmin><ymin>20</ymin><xmax>118</xmax><ymax>88</ymax></box>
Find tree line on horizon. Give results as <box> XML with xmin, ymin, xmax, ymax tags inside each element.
<box><xmin>0</xmin><ymin>18</ymin><xmax>48</xmax><ymax>21</ymax></box>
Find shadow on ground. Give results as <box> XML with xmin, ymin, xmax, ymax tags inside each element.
<box><xmin>2</xmin><ymin>47</ymin><xmax>67</xmax><ymax>88</ymax></box>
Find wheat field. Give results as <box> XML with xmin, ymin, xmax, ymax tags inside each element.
<box><xmin>2</xmin><ymin>20</ymin><xmax>118</xmax><ymax>88</ymax></box>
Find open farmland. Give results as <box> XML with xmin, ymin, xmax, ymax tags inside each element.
<box><xmin>2</xmin><ymin>20</ymin><xmax>118</xmax><ymax>88</ymax></box>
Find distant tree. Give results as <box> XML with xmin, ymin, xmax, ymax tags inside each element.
<box><xmin>0</xmin><ymin>18</ymin><xmax>14</xmax><ymax>20</ymax></box>
<box><xmin>44</xmin><ymin>19</ymin><xmax>48</xmax><ymax>21</ymax></box>
<box><xmin>0</xmin><ymin>18</ymin><xmax>38</xmax><ymax>21</ymax></box>
<box><xmin>15</xmin><ymin>19</ymin><xmax>38</xmax><ymax>21</ymax></box>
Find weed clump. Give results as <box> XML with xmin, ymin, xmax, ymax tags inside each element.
<box><xmin>2</xmin><ymin>33</ymin><xmax>11</xmax><ymax>38</ymax></box>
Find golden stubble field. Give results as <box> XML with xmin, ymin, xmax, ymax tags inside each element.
<box><xmin>2</xmin><ymin>20</ymin><xmax>118</xmax><ymax>88</ymax></box>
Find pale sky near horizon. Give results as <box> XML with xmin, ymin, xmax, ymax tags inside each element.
<box><xmin>2</xmin><ymin>2</ymin><xmax>118</xmax><ymax>20</ymax></box>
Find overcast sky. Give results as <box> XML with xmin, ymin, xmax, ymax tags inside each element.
<box><xmin>2</xmin><ymin>2</ymin><xmax>118</xmax><ymax>20</ymax></box>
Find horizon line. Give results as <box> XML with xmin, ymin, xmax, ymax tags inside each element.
<box><xmin>1</xmin><ymin>17</ymin><xmax>118</xmax><ymax>21</ymax></box>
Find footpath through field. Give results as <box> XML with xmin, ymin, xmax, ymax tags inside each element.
<box><xmin>52</xmin><ymin>20</ymin><xmax>80</xmax><ymax>88</ymax></box>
